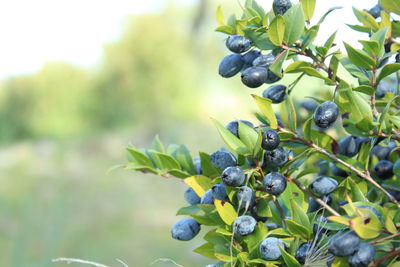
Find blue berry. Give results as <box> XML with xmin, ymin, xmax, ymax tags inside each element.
<box><xmin>263</xmin><ymin>172</ymin><xmax>287</xmax><ymax>195</ymax></box>
<box><xmin>273</xmin><ymin>0</ymin><xmax>292</xmax><ymax>15</ymax></box>
<box><xmin>184</xmin><ymin>187</ymin><xmax>200</xmax><ymax>205</ymax></box>
<box><xmin>310</xmin><ymin>176</ymin><xmax>338</xmax><ymax>196</ymax></box>
<box><xmin>259</xmin><ymin>237</ymin><xmax>285</xmax><ymax>260</ymax></box>
<box><xmin>241</xmin><ymin>67</ymin><xmax>269</xmax><ymax>88</ymax></box>
<box><xmin>171</xmin><ymin>218</ymin><xmax>201</xmax><ymax>241</ymax></box>
<box><xmin>200</xmin><ymin>189</ymin><xmax>214</xmax><ymax>204</ymax></box>
<box><xmin>237</xmin><ymin>186</ymin><xmax>255</xmax><ymax>210</ymax></box>
<box><xmin>262</xmin><ymin>129</ymin><xmax>280</xmax><ymax>151</ymax></box>
<box><xmin>210</xmin><ymin>150</ymin><xmax>236</xmax><ymax>170</ymax></box>
<box><xmin>218</xmin><ymin>54</ymin><xmax>244</xmax><ymax>78</ymax></box>
<box><xmin>225</xmin><ymin>35</ymin><xmax>251</xmax><ymax>54</ymax></box>
<box><xmin>374</xmin><ymin>160</ymin><xmax>394</xmax><ymax>179</ymax></box>
<box><xmin>262</xmin><ymin>84</ymin><xmax>287</xmax><ymax>104</ymax></box>
<box><xmin>313</xmin><ymin>101</ymin><xmax>339</xmax><ymax>129</ymax></box>
<box><xmin>233</xmin><ymin>215</ymin><xmax>257</xmax><ymax>236</ymax></box>
<box><xmin>348</xmin><ymin>242</ymin><xmax>375</xmax><ymax>267</ymax></box>
<box><xmin>328</xmin><ymin>231</ymin><xmax>361</xmax><ymax>257</ymax></box>
<box><xmin>211</xmin><ymin>183</ymin><xmax>229</xmax><ymax>201</ymax></box>
<box><xmin>221</xmin><ymin>166</ymin><xmax>246</xmax><ymax>187</ymax></box>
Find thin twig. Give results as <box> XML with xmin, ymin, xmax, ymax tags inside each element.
<box><xmin>149</xmin><ymin>258</ymin><xmax>183</xmax><ymax>267</ymax></box>
<box><xmin>370</xmin><ymin>232</ymin><xmax>400</xmax><ymax>245</ymax></box>
<box><xmin>277</xmin><ymin>127</ymin><xmax>400</xmax><ymax>208</ymax></box>
<box><xmin>310</xmin><ymin>143</ymin><xmax>400</xmax><ymax>208</ymax></box>
<box><xmin>52</xmin><ymin>258</ymin><xmax>109</xmax><ymax>267</ymax></box>
<box><xmin>289</xmin><ymin>178</ymin><xmax>340</xmax><ymax>216</ymax></box>
<box><xmin>116</xmin><ymin>259</ymin><xmax>128</xmax><ymax>267</ymax></box>
<box><xmin>272</xmin><ymin>195</ymin><xmax>286</xmax><ymax>228</ymax></box>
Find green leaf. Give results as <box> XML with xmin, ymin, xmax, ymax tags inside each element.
<box><xmin>380</xmin><ymin>0</ymin><xmax>400</xmax><ymax>15</ymax></box>
<box><xmin>377</xmin><ymin>63</ymin><xmax>400</xmax><ymax>84</ymax></box>
<box><xmin>336</xmin><ymin>80</ymin><xmax>374</xmax><ymax>123</ymax></box>
<box><xmin>211</xmin><ymin>118</ymin><xmax>249</xmax><ymax>155</ymax></box>
<box><xmin>256</xmin><ymin>198</ymin><xmax>273</xmax><ymax>217</ymax></box>
<box><xmin>378</xmin><ymin>95</ymin><xmax>399</xmax><ymax>133</ymax></box>
<box><xmin>127</xmin><ymin>147</ymin><xmax>153</xmax><ymax>167</ymax></box>
<box><xmin>283</xmin><ymin>3</ymin><xmax>305</xmax><ymax>45</ymax></box>
<box><xmin>124</xmin><ymin>163</ymin><xmax>157</xmax><ymax>174</ymax></box>
<box><xmin>279</xmin><ymin>245</ymin><xmax>301</xmax><ymax>267</ymax></box>
<box><xmin>250</xmin><ymin>0</ymin><xmax>266</xmax><ymax>18</ymax></box>
<box><xmin>285</xmin><ymin>61</ymin><xmax>312</xmax><ymax>73</ymax></box>
<box><xmin>283</xmin><ymin>95</ymin><xmax>297</xmax><ymax>131</ymax></box>
<box><xmin>199</xmin><ymin>152</ymin><xmax>220</xmax><ymax>177</ymax></box>
<box><xmin>270</xmin><ymin>50</ymin><xmax>288</xmax><ymax>77</ymax></box>
<box><xmin>176</xmin><ymin>205</ymin><xmax>201</xmax><ymax>216</ymax></box>
<box><xmin>327</xmin><ymin>216</ymin><xmax>350</xmax><ymax>226</ymax></box>
<box><xmin>300</xmin><ymin>0</ymin><xmax>316</xmax><ymax>21</ymax></box>
<box><xmin>238</xmin><ymin>121</ymin><xmax>259</xmax><ymax>153</ymax></box>
<box><xmin>269</xmin><ymin>16</ymin><xmax>285</xmax><ymax>46</ymax></box>
<box><xmin>347</xmin><ymin>24</ymin><xmax>373</xmax><ymax>33</ymax></box>
<box><xmin>193</xmin><ymin>243</ymin><xmax>217</xmax><ymax>259</ymax></box>
<box><xmin>299</xmin><ymin>67</ymin><xmax>333</xmax><ymax>83</ymax></box>
<box><xmin>285</xmin><ymin>219</ymin><xmax>310</xmax><ymax>239</ymax></box>
<box><xmin>151</xmin><ymin>135</ymin><xmax>165</xmax><ymax>153</ymax></box>
<box><xmin>253</xmin><ymin>130</ymin><xmax>263</xmax><ymax>157</ymax></box>
<box><xmin>215</xmin><ymin>199</ymin><xmax>237</xmax><ymax>225</ymax></box>
<box><xmin>324</xmin><ymin>31</ymin><xmax>337</xmax><ymax>52</ymax></box>
<box><xmin>371</xmin><ymin>28</ymin><xmax>388</xmax><ymax>56</ymax></box>
<box><xmin>353</xmin><ymin>85</ymin><xmax>375</xmax><ymax>95</ymax></box>
<box><xmin>331</xmin><ymin>257</ymin><xmax>350</xmax><ymax>267</ymax></box>
<box><xmin>385</xmin><ymin>216</ymin><xmax>397</xmax><ymax>234</ymax></box>
<box><xmin>172</xmin><ymin>145</ymin><xmax>196</xmax><ymax>174</ymax></box>
<box><xmin>339</xmin><ymin>57</ymin><xmax>370</xmax><ymax>82</ymax></box>
<box><xmin>359</xmin><ymin>40</ymin><xmax>380</xmax><ymax>57</ymax></box>
<box><xmin>350</xmin><ymin>214</ymin><xmax>382</xmax><ymax>239</ymax></box>
<box><xmin>329</xmin><ymin>55</ymin><xmax>339</xmax><ymax>81</ymax></box>
<box><xmin>184</xmin><ymin>175</ymin><xmax>213</xmax><ymax>197</ymax></box>
<box><xmin>290</xmin><ymin>199</ymin><xmax>311</xmax><ymax>237</ymax></box>
<box><xmin>303</xmin><ymin>117</ymin><xmax>313</xmax><ymax>141</ymax></box>
<box><xmin>215</xmin><ymin>25</ymin><xmax>235</xmax><ymax>35</ymax></box>
<box><xmin>168</xmin><ymin>169</ymin><xmax>191</xmax><ymax>178</ymax></box>
<box><xmin>352</xmin><ymin>7</ymin><xmax>380</xmax><ymax>31</ymax></box>
<box><xmin>343</xmin><ymin>42</ymin><xmax>376</xmax><ymax>69</ymax></box>
<box><xmin>243</xmin><ymin>29</ymin><xmax>276</xmax><ymax>50</ymax></box>
<box><xmin>148</xmin><ymin>151</ymin><xmax>181</xmax><ymax>170</ymax></box>
<box><xmin>317</xmin><ymin>6</ymin><xmax>343</xmax><ymax>25</ymax></box>
<box><xmin>216</xmin><ymin>5</ymin><xmax>225</xmax><ymax>26</ymax></box>
<box><xmin>252</xmin><ymin>95</ymin><xmax>278</xmax><ymax>129</ymax></box>
<box><xmin>280</xmin><ymin>182</ymin><xmax>305</xmax><ymax>211</ymax></box>
<box><xmin>301</xmin><ymin>25</ymin><xmax>319</xmax><ymax>49</ymax></box>
<box><xmin>357</xmin><ymin>141</ymin><xmax>372</xmax><ymax>169</ymax></box>
<box><xmin>380</xmin><ymin>12</ymin><xmax>392</xmax><ymax>36</ymax></box>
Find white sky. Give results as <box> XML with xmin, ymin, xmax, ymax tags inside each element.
<box><xmin>0</xmin><ymin>0</ymin><xmax>377</xmax><ymax>78</ymax></box>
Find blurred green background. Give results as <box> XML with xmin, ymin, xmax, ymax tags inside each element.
<box><xmin>0</xmin><ymin>0</ymin><xmax>366</xmax><ymax>266</ymax></box>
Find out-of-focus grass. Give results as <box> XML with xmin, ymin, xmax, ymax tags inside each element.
<box><xmin>0</xmin><ymin>123</ymin><xmax>224</xmax><ymax>267</ymax></box>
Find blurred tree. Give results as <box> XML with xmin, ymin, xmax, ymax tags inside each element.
<box><xmin>0</xmin><ymin>3</ymin><xmax>225</xmax><ymax>144</ymax></box>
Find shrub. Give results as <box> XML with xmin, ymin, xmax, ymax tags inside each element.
<box><xmin>122</xmin><ymin>0</ymin><xmax>400</xmax><ymax>266</ymax></box>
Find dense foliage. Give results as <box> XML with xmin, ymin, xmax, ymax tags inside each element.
<box><xmin>123</xmin><ymin>0</ymin><xmax>400</xmax><ymax>266</ymax></box>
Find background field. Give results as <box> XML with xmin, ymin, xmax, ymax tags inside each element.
<box><xmin>0</xmin><ymin>0</ymin><xmax>376</xmax><ymax>266</ymax></box>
